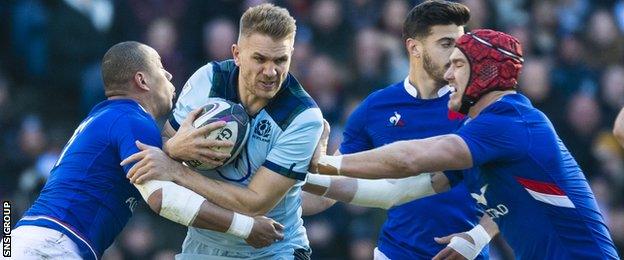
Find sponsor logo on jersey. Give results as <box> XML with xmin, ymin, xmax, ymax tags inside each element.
<box><xmin>387</xmin><ymin>111</ymin><xmax>405</xmax><ymax>127</ymax></box>
<box><xmin>126</xmin><ymin>197</ymin><xmax>138</xmax><ymax>213</ymax></box>
<box><xmin>471</xmin><ymin>185</ymin><xmax>509</xmax><ymax>219</ymax></box>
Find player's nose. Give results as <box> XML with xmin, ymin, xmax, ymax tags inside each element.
<box><xmin>263</xmin><ymin>64</ymin><xmax>278</xmax><ymax>78</ymax></box>
<box><xmin>444</xmin><ymin>67</ymin><xmax>454</xmax><ymax>82</ymax></box>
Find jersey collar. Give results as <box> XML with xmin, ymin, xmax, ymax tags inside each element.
<box><xmin>403</xmin><ymin>77</ymin><xmax>451</xmax><ymax>98</ymax></box>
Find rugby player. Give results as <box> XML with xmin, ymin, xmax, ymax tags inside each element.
<box><xmin>10</xmin><ymin>42</ymin><xmax>284</xmax><ymax>260</ymax></box>
<box><xmin>302</xmin><ymin>1</ymin><xmax>491</xmax><ymax>259</ymax></box>
<box><xmin>311</xmin><ymin>29</ymin><xmax>620</xmax><ymax>259</ymax></box>
<box><xmin>123</xmin><ymin>4</ymin><xmax>323</xmax><ymax>259</ymax></box>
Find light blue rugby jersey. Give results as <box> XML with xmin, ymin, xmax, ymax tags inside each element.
<box><xmin>169</xmin><ymin>60</ymin><xmax>323</xmax><ymax>255</ymax></box>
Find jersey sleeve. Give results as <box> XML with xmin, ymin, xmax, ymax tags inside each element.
<box><xmin>262</xmin><ymin>108</ymin><xmax>324</xmax><ymax>181</ymax></box>
<box><xmin>339</xmin><ymin>98</ymin><xmax>372</xmax><ymax>154</ymax></box>
<box><xmin>169</xmin><ymin>63</ymin><xmax>215</xmax><ymax>130</ymax></box>
<box><xmin>455</xmin><ymin>109</ymin><xmax>528</xmax><ymax>167</ymax></box>
<box><xmin>113</xmin><ymin>114</ymin><xmax>163</xmax><ymax>173</ymax></box>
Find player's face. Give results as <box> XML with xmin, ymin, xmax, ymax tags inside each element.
<box><xmin>420</xmin><ymin>25</ymin><xmax>465</xmax><ymax>86</ymax></box>
<box><xmin>233</xmin><ymin>33</ymin><xmax>294</xmax><ymax>101</ymax></box>
<box><xmin>146</xmin><ymin>48</ymin><xmax>175</xmax><ymax>117</ymax></box>
<box><xmin>445</xmin><ymin>48</ymin><xmax>470</xmax><ymax>112</ymax></box>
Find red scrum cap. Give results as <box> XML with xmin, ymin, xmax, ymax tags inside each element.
<box><xmin>455</xmin><ymin>29</ymin><xmax>524</xmax><ymax>114</ymax></box>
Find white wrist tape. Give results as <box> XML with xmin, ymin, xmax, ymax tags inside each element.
<box><xmin>317</xmin><ymin>155</ymin><xmax>342</xmax><ymax>174</ymax></box>
<box><xmin>351</xmin><ymin>174</ymin><xmax>435</xmax><ymax>209</ymax></box>
<box><xmin>305</xmin><ymin>173</ymin><xmax>331</xmax><ymax>196</ymax></box>
<box><xmin>227</xmin><ymin>213</ymin><xmax>255</xmax><ymax>239</ymax></box>
<box><xmin>466</xmin><ymin>224</ymin><xmax>491</xmax><ymax>251</ymax></box>
<box><xmin>447</xmin><ymin>225</ymin><xmax>491</xmax><ymax>260</ymax></box>
<box><xmin>135</xmin><ymin>180</ymin><xmax>205</xmax><ymax>226</ymax></box>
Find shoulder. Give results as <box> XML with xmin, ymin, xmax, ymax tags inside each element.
<box><xmin>481</xmin><ymin>94</ymin><xmax>528</xmax><ymax>118</ymax></box>
<box><xmin>111</xmin><ymin>109</ymin><xmax>159</xmax><ymax>137</ymax></box>
<box><xmin>364</xmin><ymin>81</ymin><xmax>404</xmax><ymax>104</ymax></box>
<box><xmin>266</xmin><ymin>74</ymin><xmax>321</xmax><ymax>131</ymax></box>
<box><xmin>349</xmin><ymin>82</ymin><xmax>403</xmax><ymax>116</ymax></box>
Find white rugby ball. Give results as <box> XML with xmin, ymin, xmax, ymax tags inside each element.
<box><xmin>185</xmin><ymin>98</ymin><xmax>250</xmax><ymax>170</ymax></box>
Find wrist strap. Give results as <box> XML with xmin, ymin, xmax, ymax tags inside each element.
<box><xmin>227</xmin><ymin>213</ymin><xmax>254</xmax><ymax>239</ymax></box>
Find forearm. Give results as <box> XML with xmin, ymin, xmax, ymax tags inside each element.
<box><xmin>339</xmin><ymin>140</ymin><xmax>420</xmax><ymax>178</ymax></box>
<box><xmin>304</xmin><ymin>175</ymin><xmax>358</xmax><ymax>202</ymax></box>
<box><xmin>301</xmin><ymin>191</ymin><xmax>337</xmax><ymax>216</ymax></box>
<box><xmin>614</xmin><ymin>108</ymin><xmax>624</xmax><ymax>146</ymax></box>
<box><xmin>319</xmin><ymin>135</ymin><xmax>471</xmax><ymax>179</ymax></box>
<box><xmin>305</xmin><ymin>172</ymin><xmax>449</xmax><ymax>209</ymax></box>
<box><xmin>175</xmin><ymin>167</ymin><xmax>267</xmax><ymax>216</ymax></box>
<box><xmin>135</xmin><ymin>181</ymin><xmax>253</xmax><ymax>239</ymax></box>
<box><xmin>478</xmin><ymin>214</ymin><xmax>499</xmax><ymax>238</ymax></box>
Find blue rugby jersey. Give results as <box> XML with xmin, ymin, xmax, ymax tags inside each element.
<box><xmin>456</xmin><ymin>93</ymin><xmax>619</xmax><ymax>259</ymax></box>
<box><xmin>16</xmin><ymin>99</ymin><xmax>161</xmax><ymax>259</ymax></box>
<box><xmin>340</xmin><ymin>79</ymin><xmax>487</xmax><ymax>259</ymax></box>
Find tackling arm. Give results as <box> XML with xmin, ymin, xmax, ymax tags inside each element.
<box><xmin>304</xmin><ymin>172</ymin><xmax>450</xmax><ymax>210</ymax></box>
<box><xmin>132</xmin><ymin>180</ymin><xmax>284</xmax><ymax>248</ymax></box>
<box><xmin>172</xmin><ymin>165</ymin><xmax>297</xmax><ymax>216</ymax></box>
<box><xmin>315</xmin><ymin>134</ymin><xmax>473</xmax><ymax>179</ymax></box>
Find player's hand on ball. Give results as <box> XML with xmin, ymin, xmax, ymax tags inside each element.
<box><xmin>245</xmin><ymin>216</ymin><xmax>285</xmax><ymax>248</ymax></box>
<box><xmin>164</xmin><ymin>108</ymin><xmax>233</xmax><ymax>166</ymax></box>
<box><xmin>433</xmin><ymin>232</ymin><xmax>473</xmax><ymax>260</ymax></box>
<box><xmin>122</xmin><ymin>141</ymin><xmax>186</xmax><ymax>184</ymax></box>
<box><xmin>308</xmin><ymin>119</ymin><xmax>331</xmax><ymax>173</ymax></box>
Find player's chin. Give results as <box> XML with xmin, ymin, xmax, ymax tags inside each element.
<box><xmin>255</xmin><ymin>88</ymin><xmax>279</xmax><ymax>99</ymax></box>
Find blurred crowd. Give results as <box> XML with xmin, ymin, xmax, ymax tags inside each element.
<box><xmin>1</xmin><ymin>0</ymin><xmax>623</xmax><ymax>259</ymax></box>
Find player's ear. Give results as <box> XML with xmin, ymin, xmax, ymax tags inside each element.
<box><xmin>406</xmin><ymin>38</ymin><xmax>422</xmax><ymax>59</ymax></box>
<box><xmin>232</xmin><ymin>44</ymin><xmax>241</xmax><ymax>66</ymax></box>
<box><xmin>134</xmin><ymin>72</ymin><xmax>150</xmax><ymax>91</ymax></box>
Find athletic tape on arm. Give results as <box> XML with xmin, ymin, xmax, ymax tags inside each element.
<box><xmin>447</xmin><ymin>224</ymin><xmax>491</xmax><ymax>260</ymax></box>
<box><xmin>306</xmin><ymin>173</ymin><xmax>331</xmax><ymax>196</ymax></box>
<box><xmin>135</xmin><ymin>180</ymin><xmax>205</xmax><ymax>226</ymax></box>
<box><xmin>226</xmin><ymin>213</ymin><xmax>255</xmax><ymax>239</ymax></box>
<box><xmin>351</xmin><ymin>173</ymin><xmax>435</xmax><ymax>209</ymax></box>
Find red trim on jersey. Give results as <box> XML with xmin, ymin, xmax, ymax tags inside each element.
<box><xmin>514</xmin><ymin>177</ymin><xmax>566</xmax><ymax>195</ymax></box>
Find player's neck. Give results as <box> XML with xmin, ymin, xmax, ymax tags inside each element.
<box><xmin>468</xmin><ymin>90</ymin><xmax>516</xmax><ymax>118</ymax></box>
<box><xmin>408</xmin><ymin>68</ymin><xmax>443</xmax><ymax>99</ymax></box>
<box><xmin>237</xmin><ymin>82</ymin><xmax>268</xmax><ymax>116</ymax></box>
<box><xmin>108</xmin><ymin>95</ymin><xmax>157</xmax><ymax>118</ymax></box>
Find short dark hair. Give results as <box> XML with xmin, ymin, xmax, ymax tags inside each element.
<box><xmin>402</xmin><ymin>0</ymin><xmax>470</xmax><ymax>41</ymax></box>
<box><xmin>101</xmin><ymin>41</ymin><xmax>152</xmax><ymax>97</ymax></box>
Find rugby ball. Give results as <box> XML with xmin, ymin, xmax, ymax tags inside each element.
<box><xmin>185</xmin><ymin>99</ymin><xmax>250</xmax><ymax>170</ymax></box>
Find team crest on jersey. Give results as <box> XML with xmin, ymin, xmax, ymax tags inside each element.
<box><xmin>387</xmin><ymin>111</ymin><xmax>405</xmax><ymax>127</ymax></box>
<box><xmin>252</xmin><ymin>119</ymin><xmax>271</xmax><ymax>142</ymax></box>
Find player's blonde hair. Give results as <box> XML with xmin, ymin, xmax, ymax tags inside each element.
<box><xmin>239</xmin><ymin>3</ymin><xmax>296</xmax><ymax>41</ymax></box>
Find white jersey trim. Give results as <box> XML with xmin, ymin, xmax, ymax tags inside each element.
<box><xmin>403</xmin><ymin>77</ymin><xmax>451</xmax><ymax>98</ymax></box>
<box><xmin>21</xmin><ymin>215</ymin><xmax>99</xmax><ymax>259</ymax></box>
<box><xmin>525</xmin><ymin>189</ymin><xmax>576</xmax><ymax>208</ymax></box>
